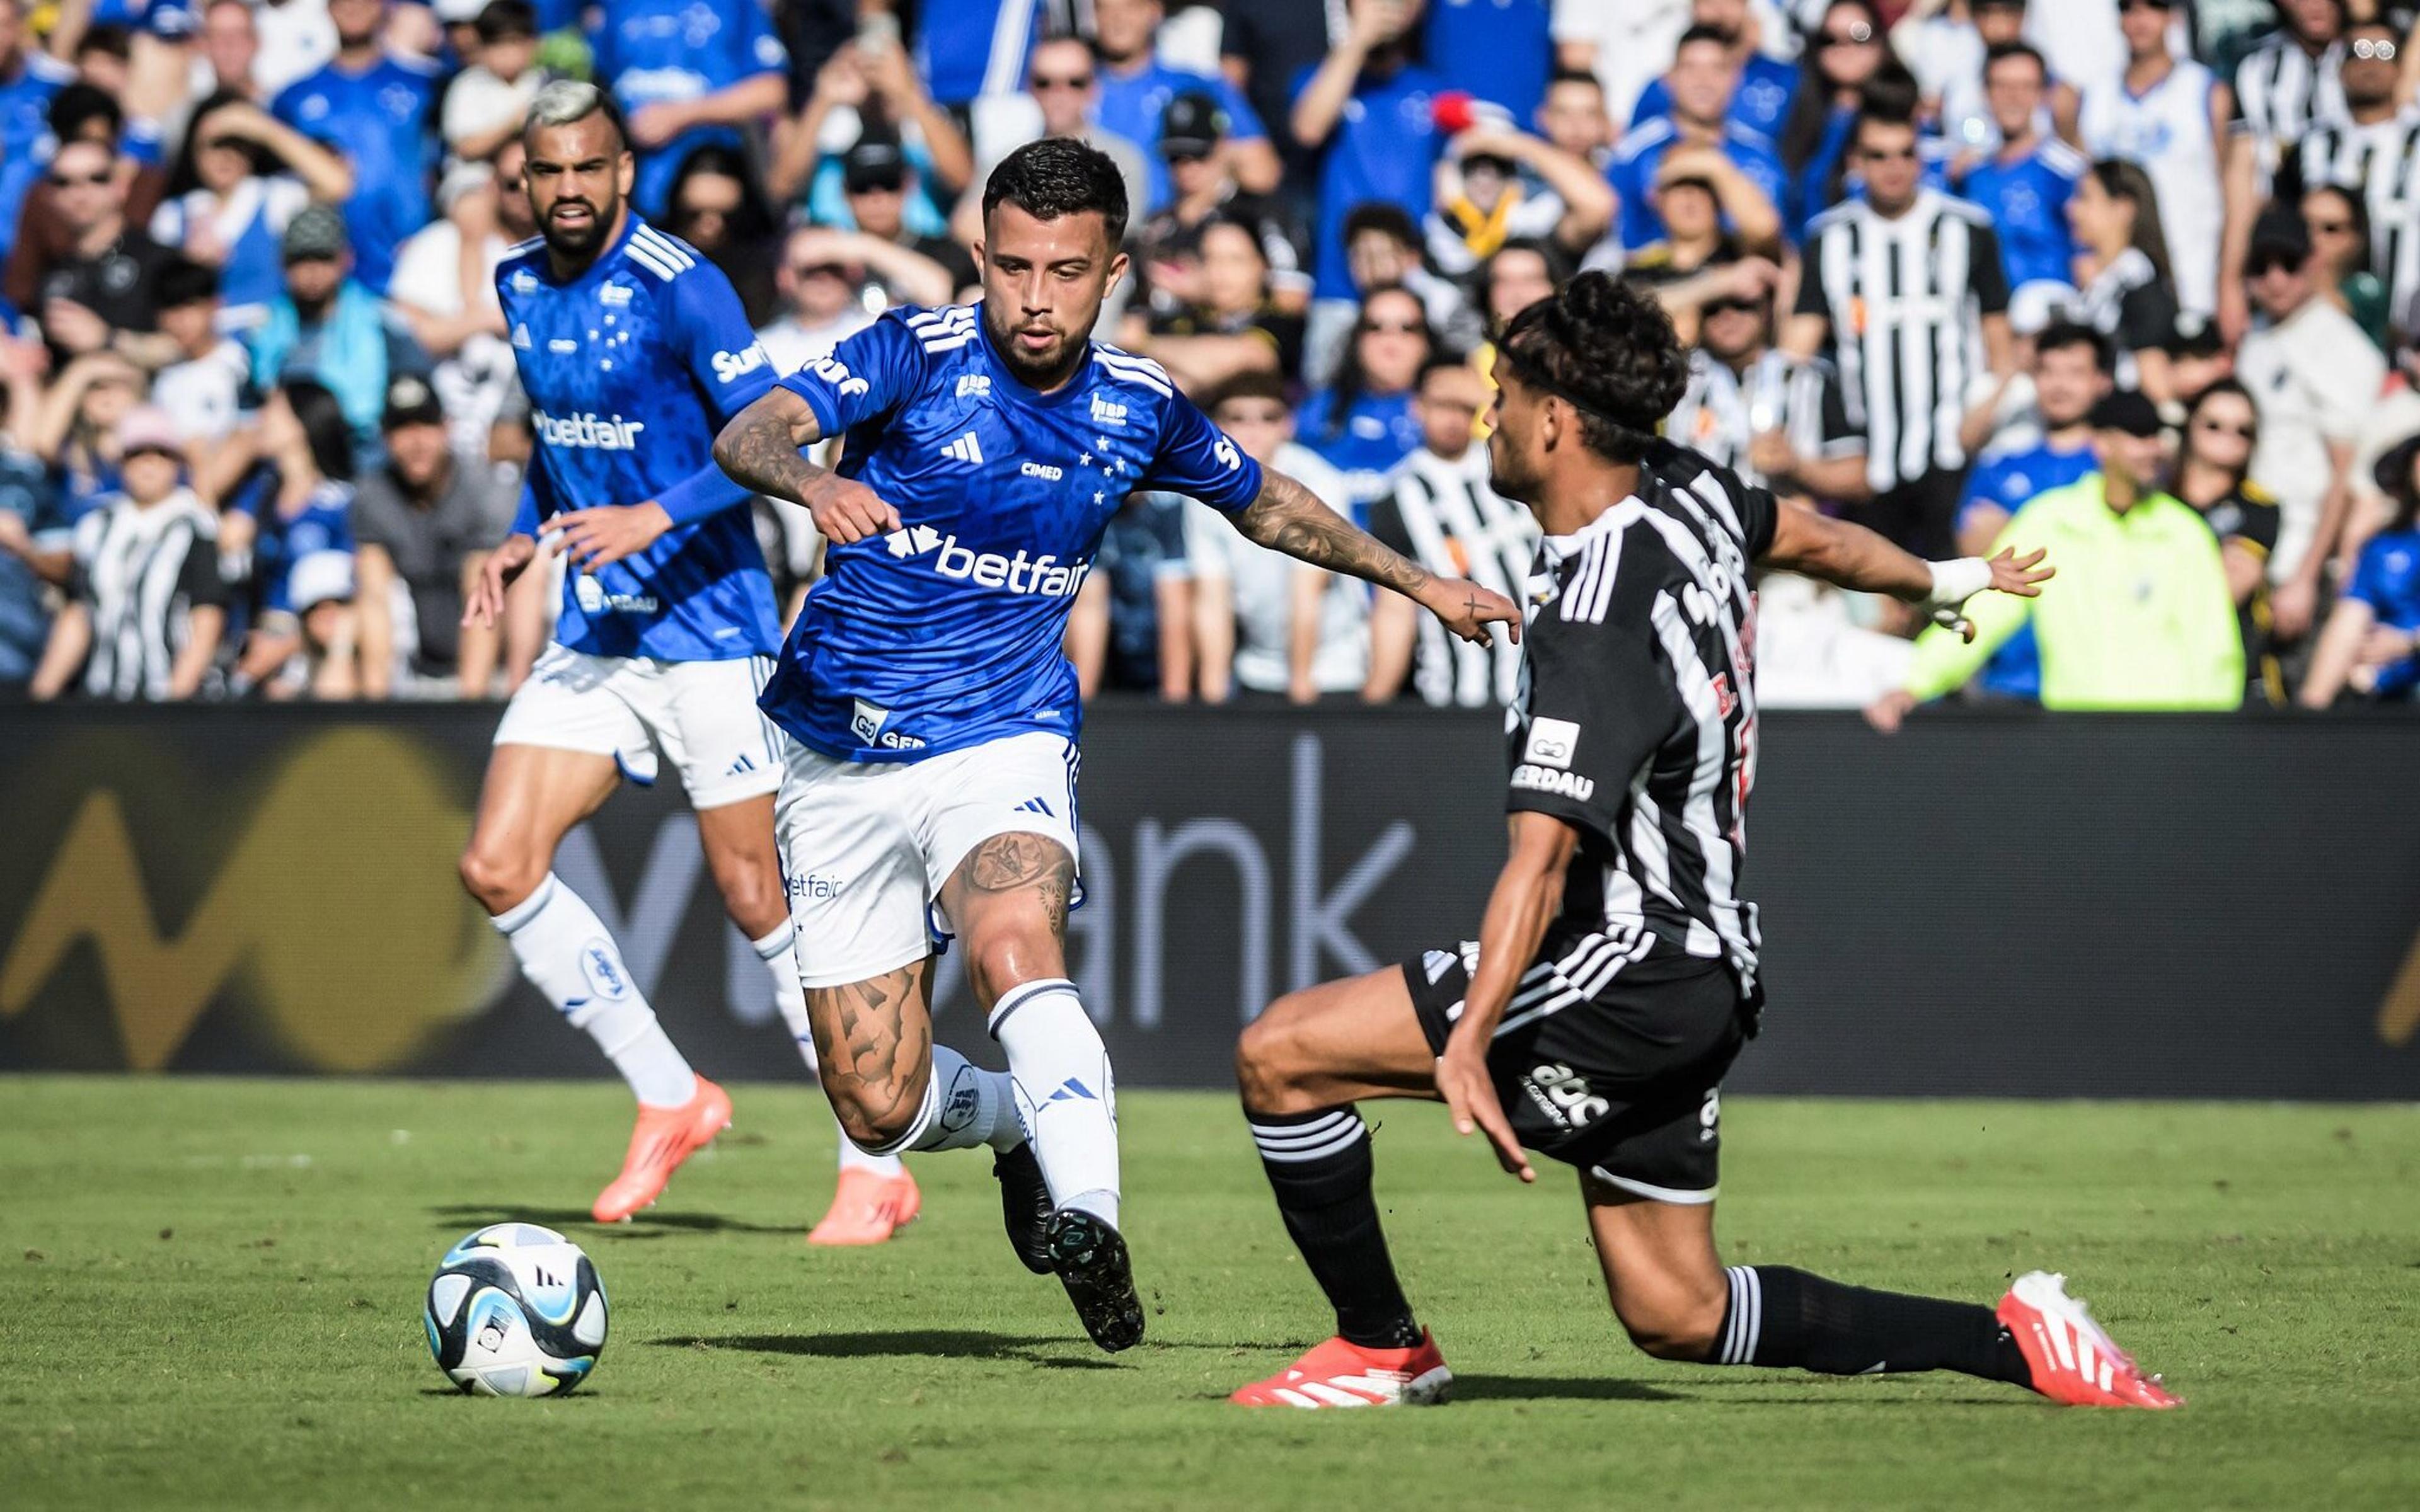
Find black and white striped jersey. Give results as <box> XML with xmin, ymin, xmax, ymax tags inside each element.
<box><xmin>2233</xmin><ymin>33</ymin><xmax>2348</xmax><ymax>173</ymax></box>
<box><xmin>1795</xmin><ymin>190</ymin><xmax>2009</xmax><ymax>493</ymax></box>
<box><xmin>1664</xmin><ymin>348</ymin><xmax>1860</xmax><ymax>493</ymax></box>
<box><xmin>1506</xmin><ymin>442</ymin><xmax>1775</xmax><ymax>1007</ymax></box>
<box><xmin>1368</xmin><ymin>446</ymin><xmax>1537</xmax><ymax>707</ymax></box>
<box><xmin>2295</xmin><ymin>111</ymin><xmax>2420</xmax><ymax>326</ymax></box>
<box><xmin>67</xmin><ymin>490</ymin><xmax>226</xmax><ymax>701</ymax></box>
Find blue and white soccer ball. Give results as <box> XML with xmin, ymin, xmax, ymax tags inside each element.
<box><xmin>424</xmin><ymin>1223</ymin><xmax>607</xmax><ymax>1397</ymax></box>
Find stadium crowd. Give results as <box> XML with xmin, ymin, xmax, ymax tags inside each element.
<box><xmin>4</xmin><ymin>0</ymin><xmax>2420</xmax><ymax>714</ymax></box>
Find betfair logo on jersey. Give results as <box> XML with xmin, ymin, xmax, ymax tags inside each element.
<box><xmin>1090</xmin><ymin>392</ymin><xmax>1127</xmax><ymax>427</ymax></box>
<box><xmin>534</xmin><ymin>411</ymin><xmax>647</xmax><ymax>450</ymax></box>
<box><xmin>883</xmin><ymin>524</ymin><xmax>1089</xmax><ymax>596</ymax></box>
<box><xmin>712</xmin><ymin>344</ymin><xmax>769</xmax><ymax>384</ymax></box>
<box><xmin>1511</xmin><ymin>764</ymin><xmax>1594</xmax><ymax>803</ymax></box>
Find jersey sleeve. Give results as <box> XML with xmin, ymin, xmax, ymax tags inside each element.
<box><xmin>669</xmin><ymin>263</ymin><xmax>781</xmax><ymax>424</ymax></box>
<box><xmin>177</xmin><ymin>529</ymin><xmax>229</xmax><ymax>609</ymax></box>
<box><xmin>775</xmin><ymin>312</ymin><xmax>924</xmax><ymax>440</ymax></box>
<box><xmin>1509</xmin><ymin>595</ymin><xmax>1674</xmax><ymax>843</ymax></box>
<box><xmin>1965</xmin><ymin>222</ymin><xmax>2010</xmax><ymax>315</ymax></box>
<box><xmin>1140</xmin><ymin>386</ymin><xmax>1264</xmax><ymax>513</ymax></box>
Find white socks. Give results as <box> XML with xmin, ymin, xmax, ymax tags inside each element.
<box><xmin>493</xmin><ymin>874</ymin><xmax>696</xmax><ymax>1108</ymax></box>
<box><xmin>991</xmin><ymin>977</ymin><xmax>1120</xmax><ymax>1229</ymax></box>
<box><xmin>910</xmin><ymin>1045</ymin><xmax>1024</xmax><ymax>1153</ymax></box>
<box><xmin>752</xmin><ymin>922</ymin><xmax>902</xmax><ymax>1179</ymax></box>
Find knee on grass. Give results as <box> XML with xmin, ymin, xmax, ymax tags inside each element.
<box><xmin>1612</xmin><ymin>1292</ymin><xmax>1727</xmax><ymax>1362</ymax></box>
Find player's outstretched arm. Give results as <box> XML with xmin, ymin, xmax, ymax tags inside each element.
<box><xmin>1233</xmin><ymin>467</ymin><xmax>1521</xmax><ymax>648</ymax></box>
<box><xmin>712</xmin><ymin>387</ymin><xmax>902</xmax><ymax>545</ymax></box>
<box><xmin>1761</xmin><ymin>495</ymin><xmax>2051</xmax><ymax>641</ymax></box>
<box><xmin>1436</xmin><ymin>811</ymin><xmax>1581</xmax><ymax>1184</ymax></box>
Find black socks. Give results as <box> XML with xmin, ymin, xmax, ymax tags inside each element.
<box><xmin>1710</xmin><ymin>1265</ymin><xmax>2032</xmax><ymax>1384</ymax></box>
<box><xmin>1247</xmin><ymin>1107</ymin><xmax>1424</xmax><ymax>1350</ymax></box>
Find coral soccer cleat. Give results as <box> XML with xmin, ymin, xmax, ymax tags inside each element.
<box><xmin>806</xmin><ymin>1167</ymin><xmax>923</xmax><ymax>1246</ymax></box>
<box><xmin>1997</xmin><ymin>1271</ymin><xmax>2182</xmax><ymax>1409</ymax></box>
<box><xmin>1231</xmin><ymin>1332</ymin><xmax>1454</xmax><ymax>1408</ymax></box>
<box><xmin>590</xmin><ymin>1078</ymin><xmax>733</xmax><ymax>1223</ymax></box>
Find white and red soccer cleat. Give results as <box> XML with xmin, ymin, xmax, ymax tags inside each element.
<box><xmin>1997</xmin><ymin>1271</ymin><xmax>2182</xmax><ymax>1409</ymax></box>
<box><xmin>805</xmin><ymin>1167</ymin><xmax>922</xmax><ymax>1246</ymax></box>
<box><xmin>591</xmin><ymin>1078</ymin><xmax>733</xmax><ymax>1223</ymax></box>
<box><xmin>1230</xmin><ymin>1332</ymin><xmax>1454</xmax><ymax>1408</ymax></box>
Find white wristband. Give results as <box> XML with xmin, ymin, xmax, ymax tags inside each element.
<box><xmin>1923</xmin><ymin>557</ymin><xmax>1993</xmax><ymax>612</ymax></box>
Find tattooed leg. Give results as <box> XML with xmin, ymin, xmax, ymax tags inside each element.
<box><xmin>805</xmin><ymin>958</ymin><xmax>938</xmax><ymax>1152</ymax></box>
<box><xmin>941</xmin><ymin>832</ymin><xmax>1121</xmax><ymax>1225</ymax></box>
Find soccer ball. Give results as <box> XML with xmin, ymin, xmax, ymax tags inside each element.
<box><xmin>424</xmin><ymin>1223</ymin><xmax>607</xmax><ymax>1397</ymax></box>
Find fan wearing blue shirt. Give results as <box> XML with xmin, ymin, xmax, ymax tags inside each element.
<box><xmin>453</xmin><ymin>83</ymin><xmax>906</xmax><ymax>1246</ymax></box>
<box><xmin>1608</xmin><ymin>27</ymin><xmax>1787</xmax><ymax>252</ymax></box>
<box><xmin>269</xmin><ymin>0</ymin><xmax>436</xmax><ymax>294</ymax></box>
<box><xmin>1949</xmin><ymin>44</ymin><xmax>2083</xmax><ymax>296</ymax></box>
<box><xmin>1424</xmin><ymin>0</ymin><xmax>1553</xmax><ymax>125</ymax></box>
<box><xmin>712</xmin><ymin>137</ymin><xmax>1517</xmax><ymax>1356</ymax></box>
<box><xmin>911</xmin><ymin>0</ymin><xmax>1041</xmax><ymax>108</ymax></box>
<box><xmin>0</xmin><ymin>13</ymin><xmax>72</xmax><ymax>266</ymax></box>
<box><xmin>2304</xmin><ymin>434</ymin><xmax>2420</xmax><ymax>706</ymax></box>
<box><xmin>592</xmin><ymin>0</ymin><xmax>788</xmax><ymax>219</ymax></box>
<box><xmin>1631</xmin><ymin>0</ymin><xmax>1799</xmax><ymax>143</ymax></box>
<box><xmin>1093</xmin><ymin>0</ymin><xmax>1281</xmax><ymax>214</ymax></box>
<box><xmin>1290</xmin><ymin>2</ymin><xmax>1446</xmax><ymax>303</ymax></box>
<box><xmin>1955</xmin><ymin>322</ymin><xmax>2111</xmax><ymax>701</ymax></box>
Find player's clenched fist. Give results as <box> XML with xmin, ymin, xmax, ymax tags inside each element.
<box><xmin>1420</xmin><ymin>577</ymin><xmax>1523</xmax><ymax>651</ymax></box>
<box><xmin>463</xmin><ymin>532</ymin><xmax>538</xmax><ymax>629</ymax></box>
<box><xmin>803</xmin><ymin>473</ymin><xmax>903</xmax><ymax>546</ymax></box>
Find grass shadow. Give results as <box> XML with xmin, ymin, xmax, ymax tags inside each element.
<box><xmin>429</xmin><ymin>1205</ymin><xmax>799</xmax><ymax>1237</ymax></box>
<box><xmin>1452</xmin><ymin>1374</ymin><xmax>1685</xmax><ymax>1403</ymax></box>
<box><xmin>650</xmin><ymin>1329</ymin><xmax>1126</xmax><ymax>1368</ymax></box>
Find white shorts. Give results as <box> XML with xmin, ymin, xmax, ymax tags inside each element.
<box><xmin>493</xmin><ymin>644</ymin><xmax>784</xmax><ymax>810</ymax></box>
<box><xmin>775</xmin><ymin>731</ymin><xmax>1081</xmax><ymax>989</ymax></box>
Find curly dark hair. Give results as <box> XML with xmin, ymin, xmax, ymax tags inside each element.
<box><xmin>982</xmin><ymin>137</ymin><xmax>1129</xmax><ymax>246</ymax></box>
<box><xmin>1494</xmin><ymin>270</ymin><xmax>1688</xmax><ymax>464</ymax></box>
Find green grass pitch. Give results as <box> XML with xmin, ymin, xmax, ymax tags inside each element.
<box><xmin>3</xmin><ymin>1077</ymin><xmax>2416</xmax><ymax>1509</ymax></box>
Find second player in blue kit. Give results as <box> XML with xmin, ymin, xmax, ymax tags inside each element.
<box><xmin>715</xmin><ymin>137</ymin><xmax>1521</xmax><ymax>1352</ymax></box>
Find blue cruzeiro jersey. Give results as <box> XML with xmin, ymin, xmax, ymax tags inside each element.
<box><xmin>499</xmin><ymin>217</ymin><xmax>782</xmax><ymax>662</ymax></box>
<box><xmin>764</xmin><ymin>305</ymin><xmax>1266</xmax><ymax>760</ymax></box>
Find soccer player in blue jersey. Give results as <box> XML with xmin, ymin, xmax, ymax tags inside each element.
<box><xmin>458</xmin><ymin>83</ymin><xmax>921</xmax><ymax>1244</ymax></box>
<box><xmin>713</xmin><ymin>137</ymin><xmax>1521</xmax><ymax>1351</ymax></box>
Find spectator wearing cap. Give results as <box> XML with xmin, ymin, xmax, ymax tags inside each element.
<box><xmin>770</xmin><ymin>38</ymin><xmax>972</xmax><ymax>244</ymax></box>
<box><xmin>152</xmin><ymin>90</ymin><xmax>354</xmax><ymax>336</ymax></box>
<box><xmin>2301</xmin><ymin>432</ymin><xmax>2420</xmax><ymax>706</ymax></box>
<box><xmin>1130</xmin><ymin>91</ymin><xmax>1309</xmax><ymax>321</ymax></box>
<box><xmin>149</xmin><ymin>257</ymin><xmax>256</xmax><ymax>498</ymax></box>
<box><xmin>30</xmin><ymin>403</ymin><xmax>228</xmax><ymax>702</ymax></box>
<box><xmin>224</xmin><ymin>377</ymin><xmax>357</xmax><ymax>699</ymax></box>
<box><xmin>1092</xmin><ymin>0</ymin><xmax>1281</xmax><ymax>214</ymax></box>
<box><xmin>24</xmin><ymin>136</ymin><xmax>183</xmax><ymax>372</ymax></box>
<box><xmin>1291</xmin><ymin>1</ymin><xmax>1448</xmax><ymax>355</ymax></box>
<box><xmin>389</xmin><ymin>137</ymin><xmax>534</xmax><ymax>466</ymax></box>
<box><xmin>1123</xmin><ymin>215</ymin><xmax>1305</xmax><ymax>391</ymax></box>
<box><xmin>1422</xmin><ymin>94</ymin><xmax>1615</xmax><ymax>279</ymax></box>
<box><xmin>593</xmin><ymin>0</ymin><xmax>786</xmax><ymax>219</ymax></box>
<box><xmin>353</xmin><ymin>371</ymin><xmax>516</xmax><ymax>698</ymax></box>
<box><xmin>2237</xmin><ymin>204</ymin><xmax>2385</xmax><ymax>641</ymax></box>
<box><xmin>250</xmin><ymin>202</ymin><xmax>432</xmax><ymax>465</ymax></box>
<box><xmin>824</xmin><ymin>132</ymin><xmax>978</xmax><ymax>295</ymax></box>
<box><xmin>440</xmin><ymin>1</ymin><xmax>549</xmax><ymax>166</ymax></box>
<box><xmin>1607</xmin><ymin>25</ymin><xmax>1785</xmax><ymax>255</ymax></box>
<box><xmin>1870</xmin><ymin>390</ymin><xmax>2243</xmax><ymax>723</ymax></box>
<box><xmin>270</xmin><ymin>0</ymin><xmax>441</xmax><ymax>295</ymax></box>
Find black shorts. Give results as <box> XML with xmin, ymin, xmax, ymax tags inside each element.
<box><xmin>1403</xmin><ymin>941</ymin><xmax>1748</xmax><ymax>1203</ymax></box>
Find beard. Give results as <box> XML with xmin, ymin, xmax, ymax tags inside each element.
<box><xmin>981</xmin><ymin>300</ymin><xmax>1092</xmax><ymax>387</ymax></box>
<box><xmin>540</xmin><ymin>193</ymin><xmax>613</xmax><ymax>258</ymax></box>
<box><xmin>1486</xmin><ymin>427</ymin><xmax>1537</xmax><ymax>504</ymax></box>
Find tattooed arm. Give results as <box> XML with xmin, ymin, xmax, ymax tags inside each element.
<box><xmin>713</xmin><ymin>387</ymin><xmax>902</xmax><ymax>544</ymax></box>
<box><xmin>1231</xmin><ymin>467</ymin><xmax>1523</xmax><ymax>648</ymax></box>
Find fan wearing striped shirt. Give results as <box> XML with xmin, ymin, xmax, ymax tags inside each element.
<box><xmin>1228</xmin><ymin>271</ymin><xmax>2172</xmax><ymax>1416</ymax></box>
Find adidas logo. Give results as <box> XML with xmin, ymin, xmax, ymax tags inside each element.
<box><xmin>1013</xmin><ymin>796</ymin><xmax>1054</xmax><ymax>817</ymax></box>
<box><xmin>1042</xmin><ymin>1077</ymin><xmax>1097</xmax><ymax>1104</ymax></box>
<box><xmin>725</xmin><ymin>753</ymin><xmax>757</xmax><ymax>778</ymax></box>
<box><xmin>942</xmin><ymin>432</ymin><xmax>984</xmax><ymax>465</ymax></box>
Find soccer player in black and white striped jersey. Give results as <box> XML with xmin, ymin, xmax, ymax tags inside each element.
<box><xmin>1229</xmin><ymin>272</ymin><xmax>2175</xmax><ymax>1414</ymax></box>
<box><xmin>2289</xmin><ymin>17</ymin><xmax>2420</xmax><ymax>336</ymax></box>
<box><xmin>1783</xmin><ymin>104</ymin><xmax>2015</xmax><ymax>560</ymax></box>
